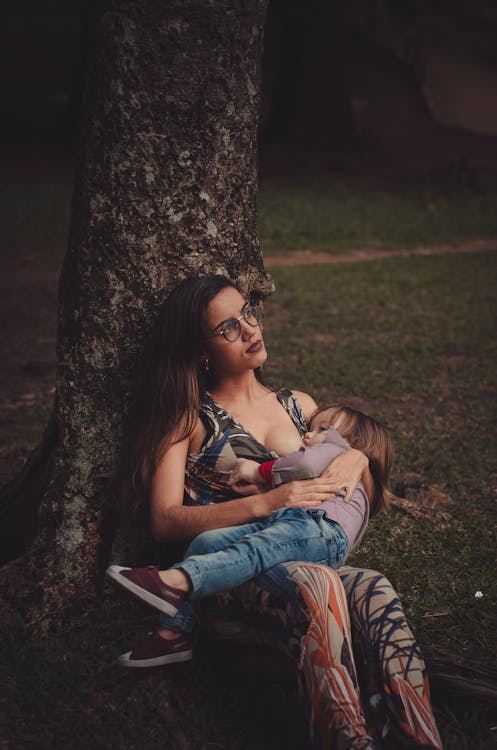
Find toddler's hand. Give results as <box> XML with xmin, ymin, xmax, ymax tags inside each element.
<box><xmin>228</xmin><ymin>459</ymin><xmax>266</xmax><ymax>495</ymax></box>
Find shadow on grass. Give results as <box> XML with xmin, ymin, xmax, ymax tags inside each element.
<box><xmin>2</xmin><ymin>597</ymin><xmax>309</xmax><ymax>750</ymax></box>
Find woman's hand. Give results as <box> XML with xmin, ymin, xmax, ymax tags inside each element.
<box><xmin>320</xmin><ymin>449</ymin><xmax>369</xmax><ymax>503</ymax></box>
<box><xmin>258</xmin><ymin>477</ymin><xmax>344</xmax><ymax>514</ymax></box>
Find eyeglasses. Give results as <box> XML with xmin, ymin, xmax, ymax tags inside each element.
<box><xmin>211</xmin><ymin>305</ymin><xmax>263</xmax><ymax>342</ymax></box>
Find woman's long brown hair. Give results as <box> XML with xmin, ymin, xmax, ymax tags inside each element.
<box><xmin>120</xmin><ymin>275</ymin><xmax>236</xmax><ymax>527</ymax></box>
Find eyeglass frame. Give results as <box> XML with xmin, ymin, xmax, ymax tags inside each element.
<box><xmin>210</xmin><ymin>303</ymin><xmax>263</xmax><ymax>342</ymax></box>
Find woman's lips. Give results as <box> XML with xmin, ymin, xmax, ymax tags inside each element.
<box><xmin>247</xmin><ymin>340</ymin><xmax>263</xmax><ymax>353</ymax></box>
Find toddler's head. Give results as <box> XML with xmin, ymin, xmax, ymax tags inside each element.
<box><xmin>307</xmin><ymin>404</ymin><xmax>394</xmax><ymax>517</ymax></box>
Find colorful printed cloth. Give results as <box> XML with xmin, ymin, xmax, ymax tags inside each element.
<box><xmin>199</xmin><ymin>563</ymin><xmax>442</xmax><ymax>749</ymax></box>
<box><xmin>189</xmin><ymin>390</ymin><xmax>442</xmax><ymax>749</ymax></box>
<box><xmin>184</xmin><ymin>389</ymin><xmax>307</xmax><ymax>506</ymax></box>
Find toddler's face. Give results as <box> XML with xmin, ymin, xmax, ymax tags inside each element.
<box><xmin>303</xmin><ymin>408</ymin><xmax>335</xmax><ymax>446</ymax></box>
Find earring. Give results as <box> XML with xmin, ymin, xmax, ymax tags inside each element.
<box><xmin>202</xmin><ymin>357</ymin><xmax>210</xmax><ymax>373</ymax></box>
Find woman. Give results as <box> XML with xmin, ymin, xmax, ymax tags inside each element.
<box><xmin>117</xmin><ymin>275</ymin><xmax>442</xmax><ymax>750</ymax></box>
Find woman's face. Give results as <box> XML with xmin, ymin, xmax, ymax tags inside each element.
<box><xmin>203</xmin><ymin>286</ymin><xmax>267</xmax><ymax>376</ymax></box>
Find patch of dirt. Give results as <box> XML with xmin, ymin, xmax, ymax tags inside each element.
<box><xmin>265</xmin><ymin>239</ymin><xmax>497</xmax><ymax>266</ymax></box>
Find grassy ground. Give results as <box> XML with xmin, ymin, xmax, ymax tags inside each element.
<box><xmin>258</xmin><ymin>174</ymin><xmax>497</xmax><ymax>255</ymax></box>
<box><xmin>2</xmin><ymin>164</ymin><xmax>497</xmax><ymax>748</ymax></box>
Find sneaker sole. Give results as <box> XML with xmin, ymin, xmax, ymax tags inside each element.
<box><xmin>106</xmin><ymin>565</ymin><xmax>180</xmax><ymax>617</ymax></box>
<box><xmin>118</xmin><ymin>649</ymin><xmax>193</xmax><ymax>668</ymax></box>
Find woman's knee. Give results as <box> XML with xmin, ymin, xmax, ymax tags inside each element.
<box><xmin>291</xmin><ymin>561</ymin><xmax>342</xmax><ymax>587</ymax></box>
<box><xmin>287</xmin><ymin>561</ymin><xmax>348</xmax><ymax>616</ymax></box>
<box><xmin>340</xmin><ymin>567</ymin><xmax>407</xmax><ymax>633</ymax></box>
<box><xmin>341</xmin><ymin>567</ymin><xmax>395</xmax><ymax>599</ymax></box>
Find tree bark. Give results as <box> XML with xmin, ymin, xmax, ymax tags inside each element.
<box><xmin>0</xmin><ymin>0</ymin><xmax>271</xmax><ymax>629</ymax></box>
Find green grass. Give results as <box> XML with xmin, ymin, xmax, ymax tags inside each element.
<box><xmin>258</xmin><ymin>178</ymin><xmax>497</xmax><ymax>254</ymax></box>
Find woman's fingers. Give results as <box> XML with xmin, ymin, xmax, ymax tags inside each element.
<box><xmin>292</xmin><ymin>478</ymin><xmax>341</xmax><ymax>494</ymax></box>
<box><xmin>268</xmin><ymin>476</ymin><xmax>353</xmax><ymax>512</ymax></box>
<box><xmin>343</xmin><ymin>485</ymin><xmax>355</xmax><ymax>503</ymax></box>
<box><xmin>322</xmin><ymin>472</ymin><xmax>352</xmax><ymax>502</ymax></box>
<box><xmin>320</xmin><ymin>449</ymin><xmax>368</xmax><ymax>503</ymax></box>
<box><xmin>282</xmin><ymin>478</ymin><xmax>343</xmax><ymax>506</ymax></box>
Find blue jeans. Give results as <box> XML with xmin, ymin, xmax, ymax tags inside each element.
<box><xmin>160</xmin><ymin>508</ymin><xmax>349</xmax><ymax>634</ymax></box>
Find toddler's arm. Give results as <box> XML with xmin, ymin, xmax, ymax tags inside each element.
<box><xmin>271</xmin><ymin>442</ymin><xmax>340</xmax><ymax>486</ymax></box>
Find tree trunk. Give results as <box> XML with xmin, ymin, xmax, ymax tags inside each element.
<box><xmin>0</xmin><ymin>0</ymin><xmax>271</xmax><ymax>629</ymax></box>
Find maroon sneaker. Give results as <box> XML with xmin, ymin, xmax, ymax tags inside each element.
<box><xmin>118</xmin><ymin>630</ymin><xmax>193</xmax><ymax>668</ymax></box>
<box><xmin>106</xmin><ymin>565</ymin><xmax>188</xmax><ymax>616</ymax></box>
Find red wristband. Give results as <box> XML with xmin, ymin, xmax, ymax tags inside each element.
<box><xmin>258</xmin><ymin>460</ymin><xmax>276</xmax><ymax>487</ymax></box>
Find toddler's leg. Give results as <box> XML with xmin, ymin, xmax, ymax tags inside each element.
<box><xmin>176</xmin><ymin>509</ymin><xmax>348</xmax><ymax>600</ymax></box>
<box><xmin>184</xmin><ymin>523</ymin><xmax>267</xmax><ymax>556</ymax></box>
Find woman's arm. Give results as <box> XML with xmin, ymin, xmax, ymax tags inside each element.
<box><xmin>150</xmin><ymin>431</ymin><xmax>344</xmax><ymax>542</ymax></box>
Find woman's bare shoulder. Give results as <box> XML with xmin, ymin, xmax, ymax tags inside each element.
<box><xmin>290</xmin><ymin>390</ymin><xmax>319</xmax><ymax>421</ymax></box>
<box><xmin>188</xmin><ymin>412</ymin><xmax>208</xmax><ymax>454</ymax></box>
<box><xmin>158</xmin><ymin>412</ymin><xmax>206</xmax><ymax>456</ymax></box>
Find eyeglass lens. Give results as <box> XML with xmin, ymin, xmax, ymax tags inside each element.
<box><xmin>222</xmin><ymin>306</ymin><xmax>263</xmax><ymax>341</ymax></box>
